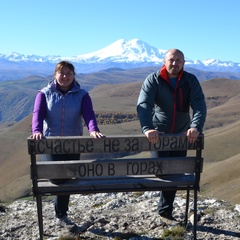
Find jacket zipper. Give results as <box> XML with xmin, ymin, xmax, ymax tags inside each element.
<box><xmin>170</xmin><ymin>79</ymin><xmax>180</xmax><ymax>133</ymax></box>
<box><xmin>61</xmin><ymin>95</ymin><xmax>65</xmax><ymax>136</ymax></box>
<box><xmin>170</xmin><ymin>91</ymin><xmax>176</xmax><ymax>133</ymax></box>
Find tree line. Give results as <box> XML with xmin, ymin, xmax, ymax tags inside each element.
<box><xmin>93</xmin><ymin>112</ymin><xmax>138</xmax><ymax>125</ymax></box>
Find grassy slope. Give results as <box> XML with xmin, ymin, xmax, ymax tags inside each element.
<box><xmin>201</xmin><ymin>121</ymin><xmax>240</xmax><ymax>203</ymax></box>
<box><xmin>0</xmin><ymin>115</ymin><xmax>32</xmax><ymax>201</ymax></box>
<box><xmin>0</xmin><ymin>78</ymin><xmax>240</xmax><ymax>204</ymax></box>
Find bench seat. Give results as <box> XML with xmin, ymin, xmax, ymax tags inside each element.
<box><xmin>36</xmin><ymin>174</ymin><xmax>196</xmax><ymax>195</ymax></box>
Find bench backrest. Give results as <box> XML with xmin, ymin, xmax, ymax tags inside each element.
<box><xmin>28</xmin><ymin>134</ymin><xmax>204</xmax><ymax>181</ymax></box>
<box><xmin>28</xmin><ymin>134</ymin><xmax>203</xmax><ymax>154</ymax></box>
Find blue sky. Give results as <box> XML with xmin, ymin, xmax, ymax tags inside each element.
<box><xmin>1</xmin><ymin>0</ymin><xmax>239</xmax><ymax>62</ymax></box>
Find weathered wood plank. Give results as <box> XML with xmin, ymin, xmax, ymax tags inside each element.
<box><xmin>36</xmin><ymin>157</ymin><xmax>203</xmax><ymax>179</ymax></box>
<box><xmin>28</xmin><ymin>134</ymin><xmax>204</xmax><ymax>154</ymax></box>
<box><xmin>36</xmin><ymin>174</ymin><xmax>195</xmax><ymax>195</ymax></box>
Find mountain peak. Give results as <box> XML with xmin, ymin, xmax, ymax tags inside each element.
<box><xmin>75</xmin><ymin>38</ymin><xmax>165</xmax><ymax>63</ymax></box>
<box><xmin>0</xmin><ymin>38</ymin><xmax>240</xmax><ymax>81</ymax></box>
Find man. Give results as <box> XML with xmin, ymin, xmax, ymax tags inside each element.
<box><xmin>137</xmin><ymin>49</ymin><xmax>207</xmax><ymax>225</ymax></box>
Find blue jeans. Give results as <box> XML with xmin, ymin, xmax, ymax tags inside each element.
<box><xmin>151</xmin><ymin>150</ymin><xmax>187</xmax><ymax>216</ymax></box>
<box><xmin>41</xmin><ymin>154</ymin><xmax>80</xmax><ymax>218</ymax></box>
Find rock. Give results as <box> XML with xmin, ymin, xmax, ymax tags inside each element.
<box><xmin>1</xmin><ymin>192</ymin><xmax>240</xmax><ymax>239</ymax></box>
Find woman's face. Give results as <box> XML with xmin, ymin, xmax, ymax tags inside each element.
<box><xmin>54</xmin><ymin>66</ymin><xmax>74</xmax><ymax>91</ymax></box>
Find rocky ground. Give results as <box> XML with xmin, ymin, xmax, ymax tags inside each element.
<box><xmin>1</xmin><ymin>192</ymin><xmax>240</xmax><ymax>240</ymax></box>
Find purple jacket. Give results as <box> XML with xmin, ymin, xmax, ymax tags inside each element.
<box><xmin>32</xmin><ymin>80</ymin><xmax>100</xmax><ymax>136</ymax></box>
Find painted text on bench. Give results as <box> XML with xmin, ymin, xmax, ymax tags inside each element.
<box><xmin>34</xmin><ymin>136</ymin><xmax>196</xmax><ymax>154</ymax></box>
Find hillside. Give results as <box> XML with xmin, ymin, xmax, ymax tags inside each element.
<box><xmin>201</xmin><ymin>120</ymin><xmax>240</xmax><ymax>203</ymax></box>
<box><xmin>0</xmin><ymin>78</ymin><xmax>240</xmax><ymax>204</ymax></box>
<box><xmin>0</xmin><ymin>66</ymin><xmax>240</xmax><ymax>123</ymax></box>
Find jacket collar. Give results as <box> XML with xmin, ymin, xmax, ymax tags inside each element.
<box><xmin>48</xmin><ymin>80</ymin><xmax>80</xmax><ymax>93</ymax></box>
<box><xmin>159</xmin><ymin>65</ymin><xmax>184</xmax><ymax>83</ymax></box>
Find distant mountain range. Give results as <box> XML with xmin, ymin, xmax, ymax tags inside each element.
<box><xmin>0</xmin><ymin>65</ymin><xmax>240</xmax><ymax>123</ymax></box>
<box><xmin>1</xmin><ymin>39</ymin><xmax>240</xmax><ymax>81</ymax></box>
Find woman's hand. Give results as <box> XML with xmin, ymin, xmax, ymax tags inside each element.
<box><xmin>90</xmin><ymin>131</ymin><xmax>106</xmax><ymax>139</ymax></box>
<box><xmin>31</xmin><ymin>132</ymin><xmax>43</xmax><ymax>140</ymax></box>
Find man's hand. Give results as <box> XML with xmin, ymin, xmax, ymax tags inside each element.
<box><xmin>186</xmin><ymin>128</ymin><xmax>199</xmax><ymax>143</ymax></box>
<box><xmin>144</xmin><ymin>129</ymin><xmax>164</xmax><ymax>144</ymax></box>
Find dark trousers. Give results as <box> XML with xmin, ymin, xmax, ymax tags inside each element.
<box><xmin>41</xmin><ymin>154</ymin><xmax>80</xmax><ymax>218</ymax></box>
<box><xmin>151</xmin><ymin>150</ymin><xmax>187</xmax><ymax>216</ymax></box>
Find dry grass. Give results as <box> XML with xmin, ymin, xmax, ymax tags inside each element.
<box><xmin>0</xmin><ymin>78</ymin><xmax>240</xmax><ymax>204</ymax></box>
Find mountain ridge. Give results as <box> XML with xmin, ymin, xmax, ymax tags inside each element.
<box><xmin>1</xmin><ymin>67</ymin><xmax>240</xmax><ymax>123</ymax></box>
<box><xmin>1</xmin><ymin>39</ymin><xmax>240</xmax><ymax>81</ymax></box>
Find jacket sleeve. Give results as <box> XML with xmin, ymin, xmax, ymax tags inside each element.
<box><xmin>189</xmin><ymin>75</ymin><xmax>207</xmax><ymax>133</ymax></box>
<box><xmin>32</xmin><ymin>91</ymin><xmax>46</xmax><ymax>134</ymax></box>
<box><xmin>81</xmin><ymin>93</ymin><xmax>100</xmax><ymax>133</ymax></box>
<box><xmin>137</xmin><ymin>73</ymin><xmax>157</xmax><ymax>133</ymax></box>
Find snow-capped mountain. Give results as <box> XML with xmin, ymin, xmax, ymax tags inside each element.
<box><xmin>0</xmin><ymin>39</ymin><xmax>166</xmax><ymax>64</ymax></box>
<box><xmin>73</xmin><ymin>39</ymin><xmax>167</xmax><ymax>63</ymax></box>
<box><xmin>0</xmin><ymin>38</ymin><xmax>240</xmax><ymax>81</ymax></box>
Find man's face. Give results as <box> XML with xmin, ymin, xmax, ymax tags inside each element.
<box><xmin>164</xmin><ymin>50</ymin><xmax>185</xmax><ymax>78</ymax></box>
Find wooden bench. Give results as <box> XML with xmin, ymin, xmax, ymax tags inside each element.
<box><xmin>27</xmin><ymin>134</ymin><xmax>204</xmax><ymax>240</ymax></box>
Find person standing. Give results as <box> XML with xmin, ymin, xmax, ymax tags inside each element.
<box><xmin>137</xmin><ymin>49</ymin><xmax>206</xmax><ymax>225</ymax></box>
<box><xmin>31</xmin><ymin>60</ymin><xmax>105</xmax><ymax>229</ymax></box>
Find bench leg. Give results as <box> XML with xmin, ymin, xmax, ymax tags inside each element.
<box><xmin>193</xmin><ymin>189</ymin><xmax>198</xmax><ymax>240</ymax></box>
<box><xmin>184</xmin><ymin>190</ymin><xmax>190</xmax><ymax>227</ymax></box>
<box><xmin>36</xmin><ymin>196</ymin><xmax>44</xmax><ymax>240</ymax></box>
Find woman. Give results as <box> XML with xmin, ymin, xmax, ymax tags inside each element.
<box><xmin>31</xmin><ymin>60</ymin><xmax>105</xmax><ymax>229</ymax></box>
